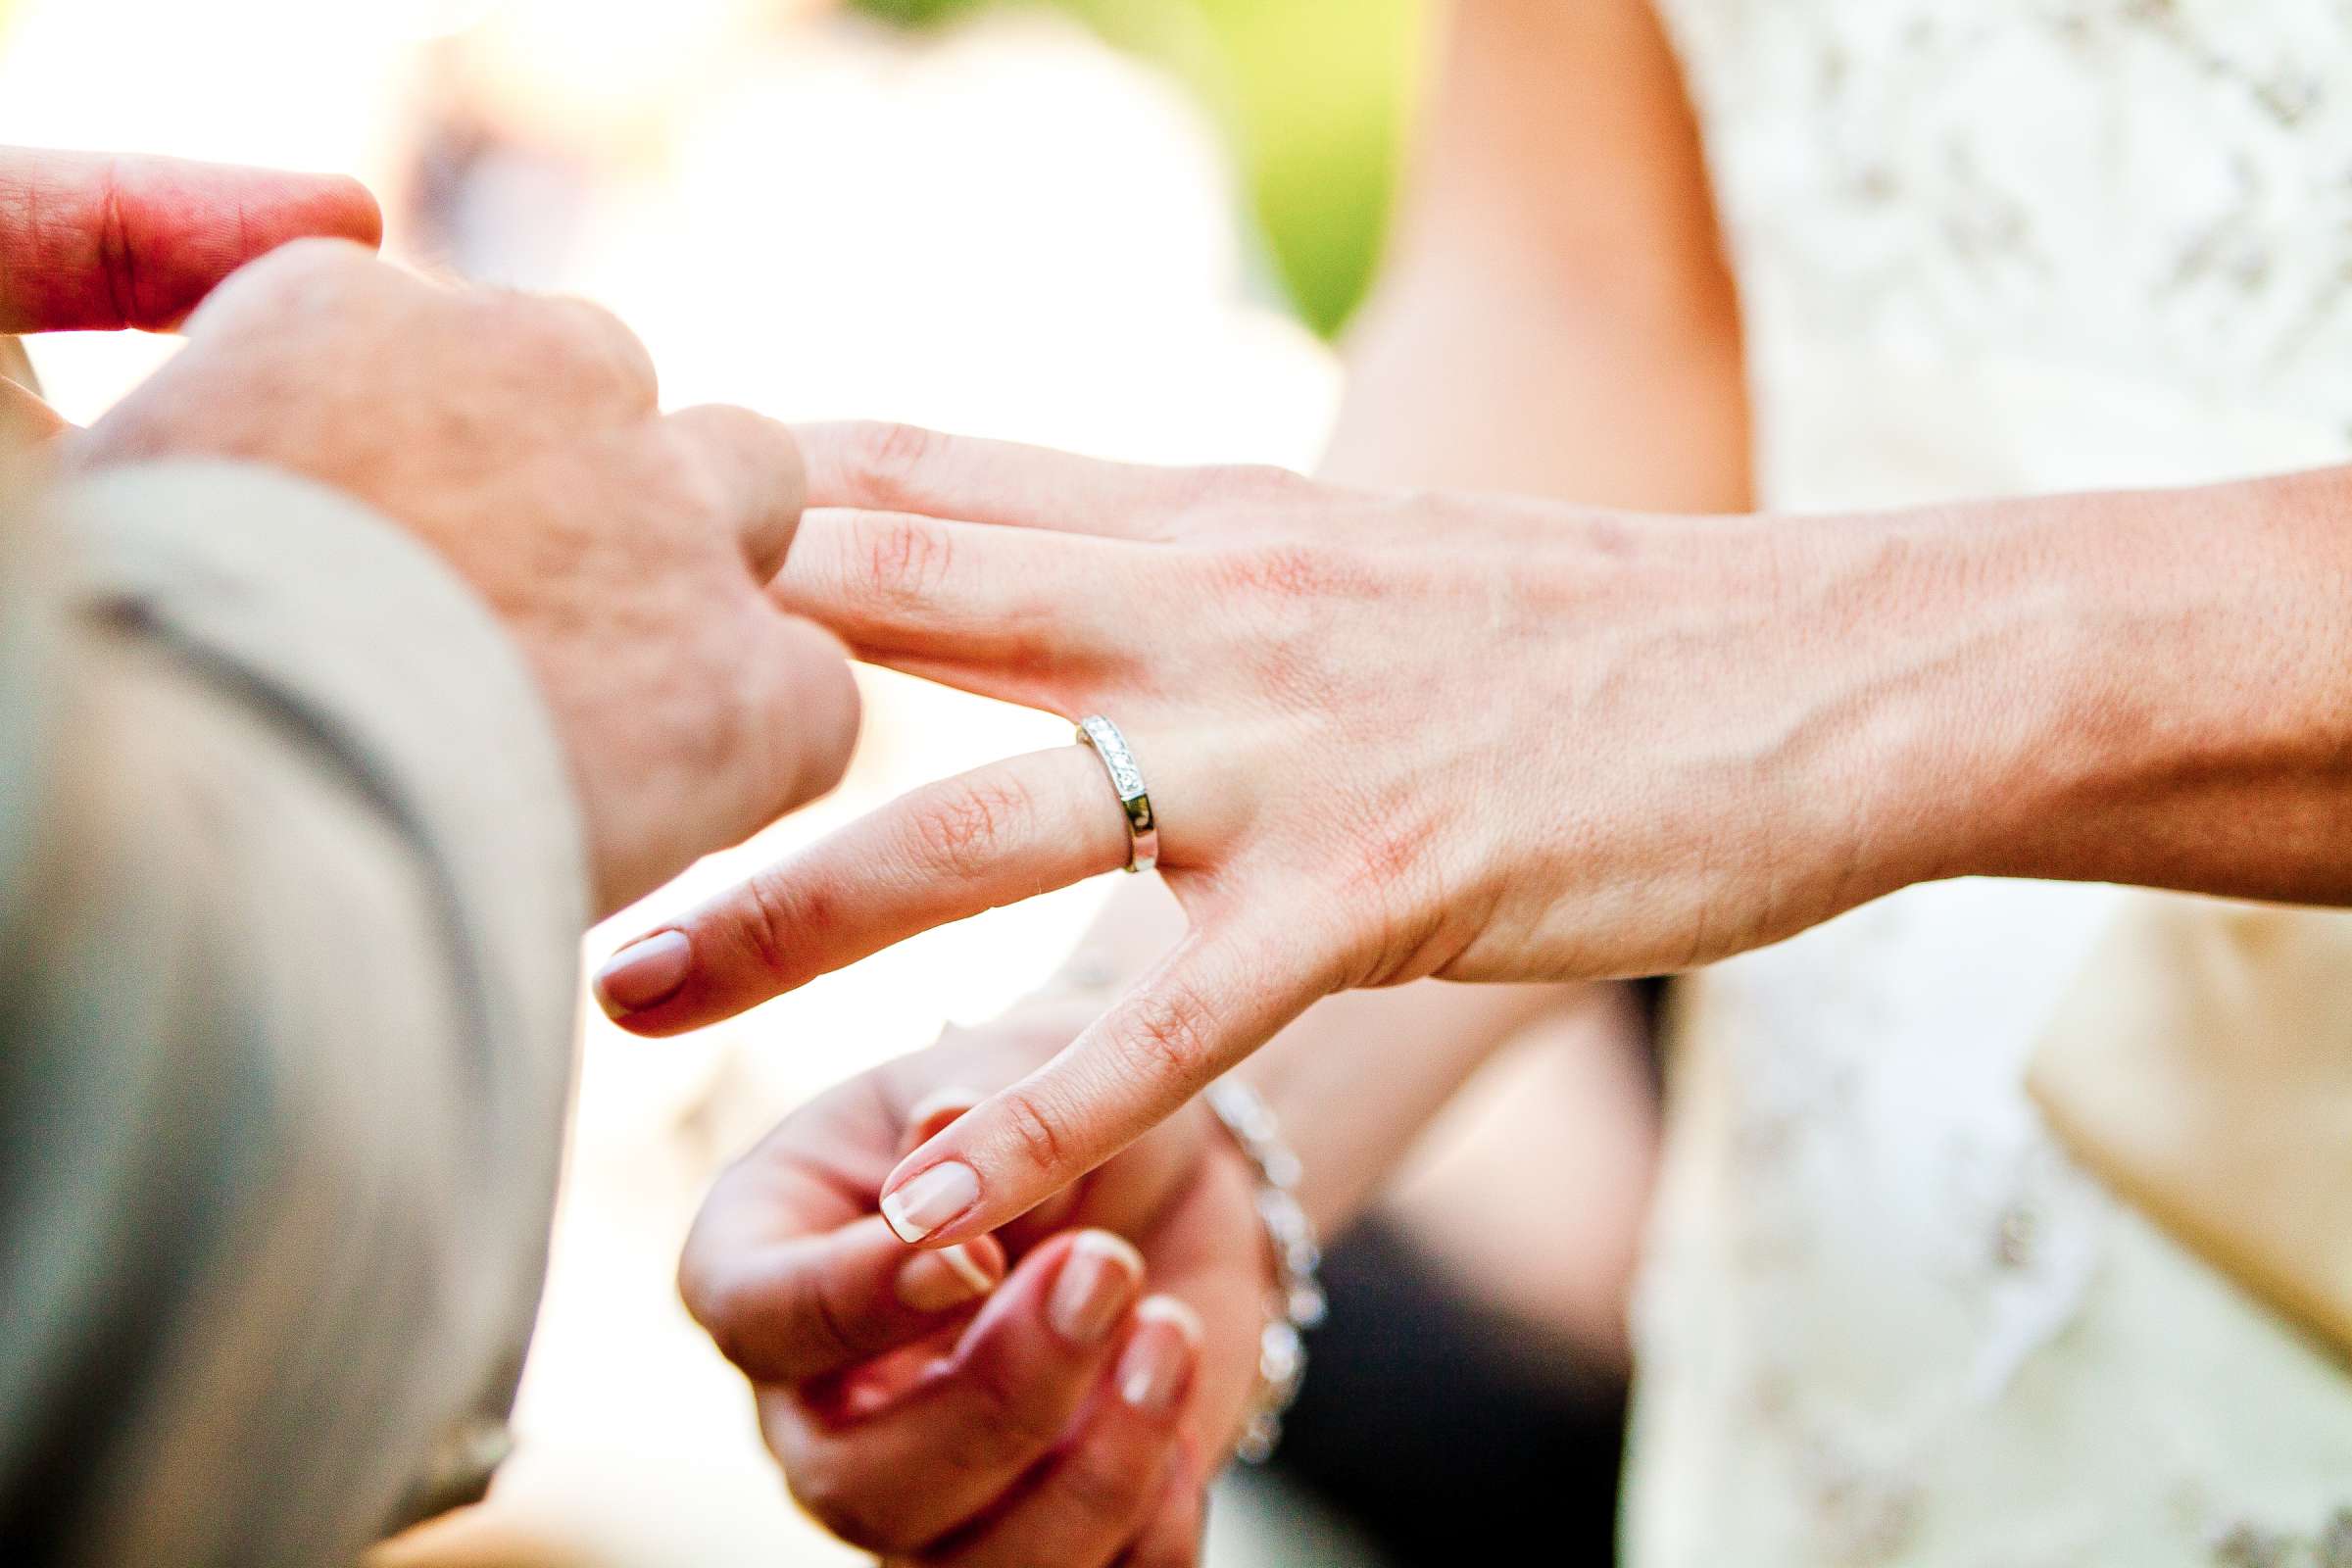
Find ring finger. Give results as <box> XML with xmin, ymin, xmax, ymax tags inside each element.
<box><xmin>597</xmin><ymin>729</ymin><xmax>1229</xmax><ymax>1033</ymax></box>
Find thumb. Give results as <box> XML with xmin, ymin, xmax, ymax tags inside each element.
<box><xmin>875</xmin><ymin>917</ymin><xmax>1328</xmax><ymax>1249</ymax></box>
<box><xmin>0</xmin><ymin>148</ymin><xmax>382</xmax><ymax>334</ymax></box>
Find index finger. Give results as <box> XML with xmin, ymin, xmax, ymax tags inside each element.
<box><xmin>875</xmin><ymin>918</ymin><xmax>1331</xmax><ymax>1249</ymax></box>
<box><xmin>798</xmin><ymin>420</ymin><xmax>1302</xmax><ymax>540</ymax></box>
<box><xmin>0</xmin><ymin>149</ymin><xmax>382</xmax><ymax>333</ymax></box>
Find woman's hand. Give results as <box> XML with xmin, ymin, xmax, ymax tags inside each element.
<box><xmin>602</xmin><ymin>421</ymin><xmax>1966</xmax><ymax>1244</ymax></box>
<box><xmin>681</xmin><ymin>1011</ymin><xmax>1269</xmax><ymax>1567</ymax></box>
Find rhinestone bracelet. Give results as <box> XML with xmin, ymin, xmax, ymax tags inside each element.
<box><xmin>1202</xmin><ymin>1076</ymin><xmax>1325</xmax><ymax>1465</ymax></box>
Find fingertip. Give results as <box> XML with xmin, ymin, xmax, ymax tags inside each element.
<box><xmin>323</xmin><ymin>173</ymin><xmax>386</xmax><ymax>250</ymax></box>
<box><xmin>892</xmin><ymin>1235</ymin><xmax>1006</xmax><ymax>1314</ymax></box>
<box><xmin>878</xmin><ymin>1158</ymin><xmax>982</xmax><ymax>1246</ymax></box>
<box><xmin>770</xmin><ymin>614</ymin><xmax>861</xmax><ymax>809</ymax></box>
<box><xmin>592</xmin><ymin>928</ymin><xmax>692</xmax><ymax>1019</ymax></box>
<box><xmin>666</xmin><ymin>402</ymin><xmax>808</xmax><ymax>580</ymax></box>
<box><xmin>1046</xmin><ymin>1229</ymin><xmax>1146</xmax><ymax>1348</ymax></box>
<box><xmin>1115</xmin><ymin>1296</ymin><xmax>1202</xmax><ymax>1416</ymax></box>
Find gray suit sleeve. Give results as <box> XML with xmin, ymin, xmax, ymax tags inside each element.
<box><xmin>0</xmin><ymin>459</ymin><xmax>590</xmax><ymax>1567</ymax></box>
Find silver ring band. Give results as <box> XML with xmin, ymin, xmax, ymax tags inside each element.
<box><xmin>1075</xmin><ymin>714</ymin><xmax>1158</xmax><ymax>874</ymax></box>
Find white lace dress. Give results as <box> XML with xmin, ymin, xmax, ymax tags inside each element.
<box><xmin>1627</xmin><ymin>3</ymin><xmax>2352</xmax><ymax>1562</ymax></box>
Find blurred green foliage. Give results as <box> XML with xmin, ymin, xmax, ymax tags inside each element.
<box><xmin>852</xmin><ymin>0</ymin><xmax>989</xmax><ymax>24</ymax></box>
<box><xmin>847</xmin><ymin>0</ymin><xmax>1424</xmax><ymax>337</ymax></box>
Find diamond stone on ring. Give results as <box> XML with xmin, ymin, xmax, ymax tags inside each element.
<box><xmin>1075</xmin><ymin>715</ymin><xmax>1158</xmax><ymax>874</ymax></box>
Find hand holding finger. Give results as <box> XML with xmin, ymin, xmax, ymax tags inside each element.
<box><xmin>683</xmin><ymin>1213</ymin><xmax>1005</xmax><ymax>1386</ymax></box>
<box><xmin>900</xmin><ymin>1298</ymin><xmax>1202</xmax><ymax>1568</ymax></box>
<box><xmin>768</xmin><ymin>1229</ymin><xmax>1146</xmax><ymax>1554</ymax></box>
<box><xmin>876</xmin><ymin>921</ymin><xmax>1329</xmax><ymax>1248</ymax></box>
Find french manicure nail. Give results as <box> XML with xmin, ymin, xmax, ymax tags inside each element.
<box><xmin>1048</xmin><ymin>1230</ymin><xmax>1144</xmax><ymax>1348</ymax></box>
<box><xmin>593</xmin><ymin>930</ymin><xmax>691</xmax><ymax>1016</ymax></box>
<box><xmin>1117</xmin><ymin>1298</ymin><xmax>1202</xmax><ymax>1414</ymax></box>
<box><xmin>894</xmin><ymin>1242</ymin><xmax>1002</xmax><ymax>1313</ymax></box>
<box><xmin>879</xmin><ymin>1161</ymin><xmax>980</xmax><ymax>1244</ymax></box>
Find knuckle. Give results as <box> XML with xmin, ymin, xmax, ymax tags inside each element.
<box><xmin>194</xmin><ymin>235</ymin><xmax>376</xmax><ymax>327</ymax></box>
<box><xmin>254</xmin><ymin>233</ymin><xmax>375</xmax><ymax>285</ymax></box>
<box><xmin>991</xmin><ymin>1083</ymin><xmax>1077</xmax><ymax>1183</ymax></box>
<box><xmin>1210</xmin><ymin>540</ymin><xmax>1343</xmax><ymax>601</ymax></box>
<box><xmin>854</xmin><ymin>512</ymin><xmax>956</xmax><ymax>608</ymax></box>
<box><xmin>524</xmin><ymin>295</ymin><xmax>657</xmax><ymax>400</ymax></box>
<box><xmin>902</xmin><ymin>772</ymin><xmax>1032</xmax><ymax>880</ymax></box>
<box><xmin>740</xmin><ymin>869</ymin><xmax>816</xmax><ymax>985</ymax></box>
<box><xmin>652</xmin><ymin>419</ymin><xmax>740</xmax><ymax>526</ymax></box>
<box><xmin>841</xmin><ymin>419</ymin><xmax>946</xmax><ymax>506</ymax></box>
<box><xmin>1108</xmin><ymin>981</ymin><xmax>1218</xmax><ymax>1090</ymax></box>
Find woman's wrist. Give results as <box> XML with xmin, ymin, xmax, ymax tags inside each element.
<box><xmin>1230</xmin><ymin>981</ymin><xmax>1592</xmax><ymax>1239</ymax></box>
<box><xmin>1815</xmin><ymin>467</ymin><xmax>2352</xmax><ymax>904</ymax></box>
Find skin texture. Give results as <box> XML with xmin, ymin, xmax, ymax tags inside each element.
<box><xmin>612</xmin><ymin>432</ymin><xmax>1901</xmax><ymax>1226</ymax></box>
<box><xmin>618</xmin><ymin>427</ymin><xmax>2352</xmax><ymax>1240</ymax></box>
<box><xmin>72</xmin><ymin>239</ymin><xmax>860</xmax><ymax>914</ymax></box>
<box><xmin>0</xmin><ymin>148</ymin><xmax>382</xmax><ymax>438</ymax></box>
<box><xmin>634</xmin><ymin>4</ymin><xmax>2352</xmax><ymax>1560</ymax></box>
<box><xmin>0</xmin><ymin>149</ymin><xmax>382</xmax><ymax>334</ymax></box>
<box><xmin>677</xmin><ymin>1015</ymin><xmax>1260</xmax><ymax>1568</ymax></box>
<box><xmin>657</xmin><ymin>6</ymin><xmax>1742</xmax><ymax>1557</ymax></box>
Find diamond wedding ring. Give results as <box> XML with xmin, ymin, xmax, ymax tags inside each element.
<box><xmin>1075</xmin><ymin>714</ymin><xmax>1158</xmax><ymax>874</ymax></box>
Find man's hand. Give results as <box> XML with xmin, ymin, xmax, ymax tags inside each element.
<box><xmin>74</xmin><ymin>241</ymin><xmax>858</xmax><ymax>911</ymax></box>
<box><xmin>681</xmin><ymin>1012</ymin><xmax>1271</xmax><ymax>1567</ymax></box>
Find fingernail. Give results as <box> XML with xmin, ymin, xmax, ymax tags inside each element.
<box><xmin>1117</xmin><ymin>1297</ymin><xmax>1202</xmax><ymax>1414</ymax></box>
<box><xmin>879</xmin><ymin>1161</ymin><xmax>980</xmax><ymax>1244</ymax></box>
<box><xmin>593</xmin><ymin>930</ymin><xmax>691</xmax><ymax>1016</ymax></box>
<box><xmin>1048</xmin><ymin>1230</ymin><xmax>1144</xmax><ymax>1348</ymax></box>
<box><xmin>893</xmin><ymin>1242</ymin><xmax>1003</xmax><ymax>1314</ymax></box>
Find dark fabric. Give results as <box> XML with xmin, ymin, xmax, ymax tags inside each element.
<box><xmin>1270</xmin><ymin>1218</ymin><xmax>1629</xmax><ymax>1566</ymax></box>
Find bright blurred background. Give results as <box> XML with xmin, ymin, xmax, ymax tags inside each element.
<box><xmin>0</xmin><ymin>2</ymin><xmax>1628</xmax><ymax>1562</ymax></box>
<box><xmin>3</xmin><ymin>1</ymin><xmax>1378</xmax><ymax>1560</ymax></box>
